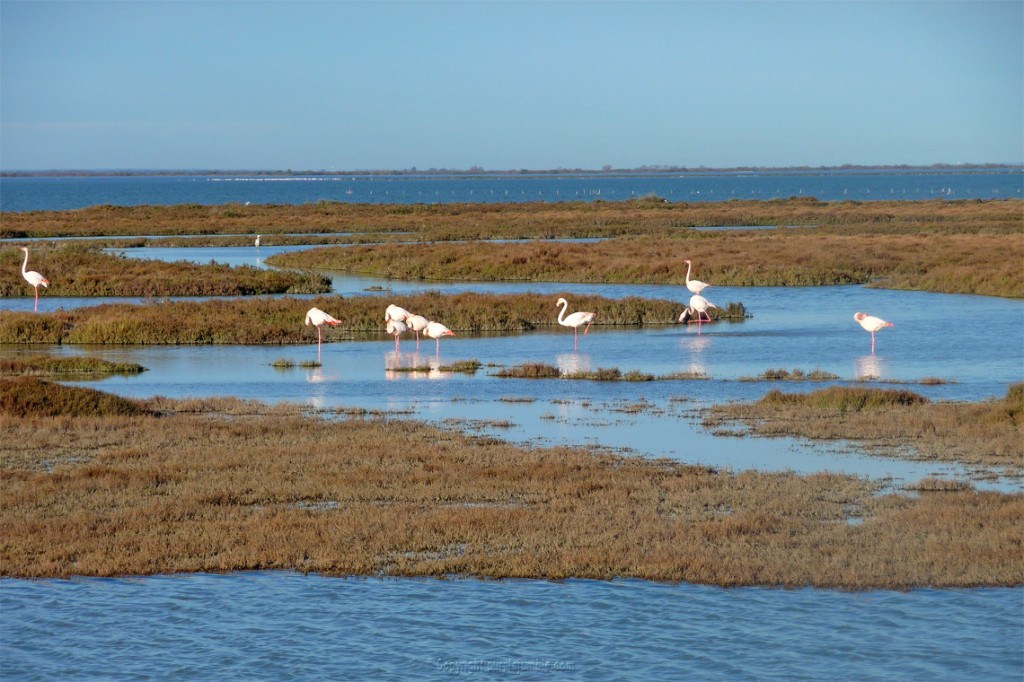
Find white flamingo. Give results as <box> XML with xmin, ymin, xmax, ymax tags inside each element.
<box><xmin>423</xmin><ymin>320</ymin><xmax>455</xmax><ymax>356</ymax></box>
<box><xmin>688</xmin><ymin>294</ymin><xmax>716</xmax><ymax>322</ymax></box>
<box><xmin>679</xmin><ymin>295</ymin><xmax>716</xmax><ymax>335</ymax></box>
<box><xmin>19</xmin><ymin>247</ymin><xmax>49</xmax><ymax>313</ymax></box>
<box><xmin>305</xmin><ymin>307</ymin><xmax>341</xmax><ymax>359</ymax></box>
<box><xmin>556</xmin><ymin>297</ymin><xmax>596</xmax><ymax>349</ymax></box>
<box><xmin>854</xmin><ymin>312</ymin><xmax>894</xmax><ymax>352</ymax></box>
<box><xmin>405</xmin><ymin>313</ymin><xmax>430</xmax><ymax>350</ymax></box>
<box><xmin>683</xmin><ymin>259</ymin><xmax>709</xmax><ymax>295</ymax></box>
<box><xmin>385</xmin><ymin>304</ymin><xmax>411</xmax><ymax>323</ymax></box>
<box><xmin>255</xmin><ymin>234</ymin><xmax>261</xmax><ymax>247</ymax></box>
<box><xmin>386</xmin><ymin>318</ymin><xmax>408</xmax><ymax>351</ymax></box>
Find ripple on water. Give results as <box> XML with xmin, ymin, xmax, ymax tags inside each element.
<box><xmin>2</xmin><ymin>574</ymin><xmax>1022</xmax><ymax>681</ymax></box>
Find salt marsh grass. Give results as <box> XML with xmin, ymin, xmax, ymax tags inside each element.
<box><xmin>0</xmin><ymin>292</ymin><xmax>709</xmax><ymax>345</ymax></box>
<box><xmin>704</xmin><ymin>384</ymin><xmax>1023</xmax><ymax>469</ymax></box>
<box><xmin>0</xmin><ymin>356</ymin><xmax>146</xmax><ymax>377</ymax></box>
<box><xmin>0</xmin><ymin>244</ymin><xmax>331</xmax><ymax>297</ymax></box>
<box><xmin>1</xmin><ymin>379</ymin><xmax>1020</xmax><ymax>588</ymax></box>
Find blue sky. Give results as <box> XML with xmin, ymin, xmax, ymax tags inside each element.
<box><xmin>2</xmin><ymin>1</ymin><xmax>1021</xmax><ymax>170</ymax></box>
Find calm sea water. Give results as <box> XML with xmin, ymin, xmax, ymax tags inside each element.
<box><xmin>2</xmin><ymin>168</ymin><xmax>1022</xmax><ymax>211</ymax></box>
<box><xmin>2</xmin><ymin>574</ymin><xmax>1021</xmax><ymax>681</ymax></box>
<box><xmin>3</xmin><ymin>174</ymin><xmax>1023</xmax><ymax>680</ymax></box>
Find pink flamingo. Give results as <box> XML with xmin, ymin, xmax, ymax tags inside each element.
<box><xmin>305</xmin><ymin>307</ymin><xmax>341</xmax><ymax>359</ymax></box>
<box><xmin>556</xmin><ymin>297</ymin><xmax>596</xmax><ymax>349</ymax></box>
<box><xmin>423</xmin><ymin>320</ymin><xmax>455</xmax><ymax>356</ymax></box>
<box><xmin>19</xmin><ymin>247</ymin><xmax>49</xmax><ymax>313</ymax></box>
<box><xmin>678</xmin><ymin>294</ymin><xmax>716</xmax><ymax>335</ymax></box>
<box><xmin>405</xmin><ymin>313</ymin><xmax>429</xmax><ymax>350</ymax></box>
<box><xmin>385</xmin><ymin>304</ymin><xmax>411</xmax><ymax>323</ymax></box>
<box><xmin>854</xmin><ymin>312</ymin><xmax>894</xmax><ymax>352</ymax></box>
<box><xmin>386</xmin><ymin>318</ymin><xmax>408</xmax><ymax>351</ymax></box>
<box><xmin>684</xmin><ymin>259</ymin><xmax>709</xmax><ymax>295</ymax></box>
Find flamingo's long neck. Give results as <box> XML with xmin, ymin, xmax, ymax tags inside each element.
<box><xmin>21</xmin><ymin>250</ymin><xmax>29</xmax><ymax>276</ymax></box>
<box><xmin>557</xmin><ymin>300</ymin><xmax>569</xmax><ymax>325</ymax></box>
<box><xmin>684</xmin><ymin>261</ymin><xmax>692</xmax><ymax>285</ymax></box>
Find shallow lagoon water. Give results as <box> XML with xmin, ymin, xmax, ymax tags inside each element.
<box><xmin>6</xmin><ymin>278</ymin><xmax>1023</xmax><ymax>491</ymax></box>
<box><xmin>2</xmin><ymin>573</ymin><xmax>1021</xmax><ymax>681</ymax></box>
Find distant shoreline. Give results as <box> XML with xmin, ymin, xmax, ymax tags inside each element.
<box><xmin>2</xmin><ymin>163</ymin><xmax>1021</xmax><ymax>178</ymax></box>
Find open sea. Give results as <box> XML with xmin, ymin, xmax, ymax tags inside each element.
<box><xmin>2</xmin><ymin>169</ymin><xmax>1022</xmax><ymax>680</ymax></box>
<box><xmin>1</xmin><ymin>167</ymin><xmax>1022</xmax><ymax>212</ymax></box>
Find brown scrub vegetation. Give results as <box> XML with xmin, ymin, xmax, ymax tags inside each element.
<box><xmin>270</xmin><ymin>229</ymin><xmax>1022</xmax><ymax>298</ymax></box>
<box><xmin>703</xmin><ymin>384</ymin><xmax>1024</xmax><ymax>469</ymax></box>
<box><xmin>1</xmin><ymin>244</ymin><xmax>331</xmax><ymax>297</ymax></box>
<box><xmin>1</xmin><ymin>378</ymin><xmax>1021</xmax><ymax>588</ymax></box>
<box><xmin>0</xmin><ymin>292</ymin><xmax>744</xmax><ymax>345</ymax></box>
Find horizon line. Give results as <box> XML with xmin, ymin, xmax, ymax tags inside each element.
<box><xmin>3</xmin><ymin>162</ymin><xmax>1022</xmax><ymax>178</ymax></box>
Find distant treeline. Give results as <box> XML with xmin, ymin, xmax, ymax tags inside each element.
<box><xmin>3</xmin><ymin>163</ymin><xmax>1021</xmax><ymax>178</ymax></box>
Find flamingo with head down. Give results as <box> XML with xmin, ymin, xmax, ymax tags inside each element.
<box><xmin>854</xmin><ymin>312</ymin><xmax>893</xmax><ymax>352</ymax></box>
<box><xmin>386</xmin><ymin>318</ymin><xmax>409</xmax><ymax>351</ymax></box>
<box><xmin>305</xmin><ymin>307</ymin><xmax>342</xmax><ymax>359</ymax></box>
<box><xmin>423</xmin><ymin>320</ymin><xmax>455</xmax><ymax>356</ymax></box>
<box><xmin>678</xmin><ymin>294</ymin><xmax>717</xmax><ymax>335</ymax></box>
<box><xmin>385</xmin><ymin>304</ymin><xmax>411</xmax><ymax>323</ymax></box>
<box><xmin>405</xmin><ymin>314</ymin><xmax>430</xmax><ymax>350</ymax></box>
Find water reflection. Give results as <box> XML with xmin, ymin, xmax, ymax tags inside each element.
<box><xmin>384</xmin><ymin>351</ymin><xmax>452</xmax><ymax>380</ymax></box>
<box><xmin>557</xmin><ymin>352</ymin><xmax>592</xmax><ymax>375</ymax></box>
<box><xmin>679</xmin><ymin>329</ymin><xmax>712</xmax><ymax>356</ymax></box>
<box><xmin>855</xmin><ymin>354</ymin><xmax>887</xmax><ymax>380</ymax></box>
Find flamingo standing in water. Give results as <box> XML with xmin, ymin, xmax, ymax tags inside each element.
<box><xmin>556</xmin><ymin>297</ymin><xmax>596</xmax><ymax>349</ymax></box>
<box><xmin>405</xmin><ymin>313</ymin><xmax>429</xmax><ymax>350</ymax></box>
<box><xmin>254</xmin><ymin>235</ymin><xmax>261</xmax><ymax>248</ymax></box>
<box><xmin>423</xmin><ymin>320</ymin><xmax>455</xmax><ymax>356</ymax></box>
<box><xmin>683</xmin><ymin>259</ymin><xmax>709</xmax><ymax>295</ymax></box>
<box><xmin>19</xmin><ymin>247</ymin><xmax>49</xmax><ymax>313</ymax></box>
<box><xmin>386</xmin><ymin>318</ymin><xmax>408</xmax><ymax>351</ymax></box>
<box><xmin>687</xmin><ymin>294</ymin><xmax>716</xmax><ymax>322</ymax></box>
<box><xmin>854</xmin><ymin>312</ymin><xmax>893</xmax><ymax>352</ymax></box>
<box><xmin>385</xmin><ymin>304</ymin><xmax>411</xmax><ymax>323</ymax></box>
<box><xmin>679</xmin><ymin>294</ymin><xmax>716</xmax><ymax>335</ymax></box>
<box><xmin>305</xmin><ymin>307</ymin><xmax>342</xmax><ymax>359</ymax></box>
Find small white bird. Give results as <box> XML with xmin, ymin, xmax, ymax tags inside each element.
<box><xmin>854</xmin><ymin>312</ymin><xmax>894</xmax><ymax>352</ymax></box>
<box><xmin>556</xmin><ymin>297</ymin><xmax>596</xmax><ymax>349</ymax></box>
<box><xmin>423</xmin><ymin>320</ymin><xmax>455</xmax><ymax>356</ymax></box>
<box><xmin>386</xmin><ymin>318</ymin><xmax>408</xmax><ymax>351</ymax></box>
<box><xmin>405</xmin><ymin>313</ymin><xmax>430</xmax><ymax>350</ymax></box>
<box><xmin>305</xmin><ymin>307</ymin><xmax>342</xmax><ymax>358</ymax></box>
<box><xmin>19</xmin><ymin>247</ymin><xmax>49</xmax><ymax>313</ymax></box>
<box><xmin>384</xmin><ymin>304</ymin><xmax>411</xmax><ymax>323</ymax></box>
<box><xmin>684</xmin><ymin>259</ymin><xmax>709</xmax><ymax>295</ymax></box>
<box><xmin>255</xmin><ymin>235</ymin><xmax>261</xmax><ymax>247</ymax></box>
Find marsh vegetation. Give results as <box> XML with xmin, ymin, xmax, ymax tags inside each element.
<box><xmin>1</xmin><ymin>244</ymin><xmax>331</xmax><ymax>297</ymax></box>
<box><xmin>0</xmin><ymin>292</ymin><xmax>739</xmax><ymax>345</ymax></box>
<box><xmin>5</xmin><ymin>198</ymin><xmax>1020</xmax><ymax>297</ymax></box>
<box><xmin>703</xmin><ymin>385</ymin><xmax>1024</xmax><ymax>469</ymax></box>
<box><xmin>1</xmin><ymin>356</ymin><xmax>146</xmax><ymax>377</ymax></box>
<box><xmin>2</xmin><ymin>379</ymin><xmax>1020</xmax><ymax>588</ymax></box>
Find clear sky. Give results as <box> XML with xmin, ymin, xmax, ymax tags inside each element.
<box><xmin>2</xmin><ymin>0</ymin><xmax>1021</xmax><ymax>171</ymax></box>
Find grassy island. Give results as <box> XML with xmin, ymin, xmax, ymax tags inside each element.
<box><xmin>0</xmin><ymin>292</ymin><xmax>745</xmax><ymax>345</ymax></box>
<box><xmin>2</xmin><ymin>244</ymin><xmax>331</xmax><ymax>297</ymax></box>
<box><xmin>1</xmin><ymin>378</ymin><xmax>1021</xmax><ymax>588</ymax></box>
